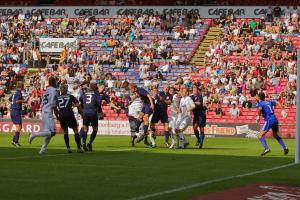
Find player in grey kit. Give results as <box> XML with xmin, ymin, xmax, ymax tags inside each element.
<box><xmin>29</xmin><ymin>77</ymin><xmax>60</xmax><ymax>154</ymax></box>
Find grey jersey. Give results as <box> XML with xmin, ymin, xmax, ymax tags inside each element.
<box><xmin>42</xmin><ymin>86</ymin><xmax>58</xmax><ymax>113</ymax></box>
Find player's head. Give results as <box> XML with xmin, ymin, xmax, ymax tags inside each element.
<box><xmin>192</xmin><ymin>86</ymin><xmax>199</xmax><ymax>95</ymax></box>
<box><xmin>163</xmin><ymin>85</ymin><xmax>170</xmax><ymax>93</ymax></box>
<box><xmin>128</xmin><ymin>83</ymin><xmax>137</xmax><ymax>92</ymax></box>
<box><xmin>99</xmin><ymin>84</ymin><xmax>105</xmax><ymax>92</ymax></box>
<box><xmin>122</xmin><ymin>81</ymin><xmax>129</xmax><ymax>91</ymax></box>
<box><xmin>48</xmin><ymin>76</ymin><xmax>57</xmax><ymax>88</ymax></box>
<box><xmin>258</xmin><ymin>92</ymin><xmax>266</xmax><ymax>101</ymax></box>
<box><xmin>16</xmin><ymin>81</ymin><xmax>24</xmax><ymax>90</ymax></box>
<box><xmin>90</xmin><ymin>80</ymin><xmax>98</xmax><ymax>91</ymax></box>
<box><xmin>60</xmin><ymin>84</ymin><xmax>68</xmax><ymax>94</ymax></box>
<box><xmin>180</xmin><ymin>85</ymin><xmax>189</xmax><ymax>97</ymax></box>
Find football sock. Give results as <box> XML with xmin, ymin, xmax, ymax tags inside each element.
<box><xmin>194</xmin><ymin>129</ymin><xmax>200</xmax><ymax>143</ymax></box>
<box><xmin>82</xmin><ymin>131</ymin><xmax>88</xmax><ymax>144</ymax></box>
<box><xmin>88</xmin><ymin>130</ymin><xmax>97</xmax><ymax>145</ymax></box>
<box><xmin>74</xmin><ymin>133</ymin><xmax>81</xmax><ymax>149</ymax></box>
<box><xmin>149</xmin><ymin>134</ymin><xmax>156</xmax><ymax>145</ymax></box>
<box><xmin>40</xmin><ymin>136</ymin><xmax>52</xmax><ymax>152</ymax></box>
<box><xmin>143</xmin><ymin>125</ymin><xmax>149</xmax><ymax>135</ymax></box>
<box><xmin>200</xmin><ymin>132</ymin><xmax>205</xmax><ymax>145</ymax></box>
<box><xmin>275</xmin><ymin>135</ymin><xmax>287</xmax><ymax>149</ymax></box>
<box><xmin>164</xmin><ymin>131</ymin><xmax>170</xmax><ymax>143</ymax></box>
<box><xmin>136</xmin><ymin>120</ymin><xmax>142</xmax><ymax>131</ymax></box>
<box><xmin>259</xmin><ymin>137</ymin><xmax>269</xmax><ymax>150</ymax></box>
<box><xmin>13</xmin><ymin>132</ymin><xmax>20</xmax><ymax>143</ymax></box>
<box><xmin>64</xmin><ymin>134</ymin><xmax>70</xmax><ymax>149</ymax></box>
<box><xmin>79</xmin><ymin>128</ymin><xmax>84</xmax><ymax>138</ymax></box>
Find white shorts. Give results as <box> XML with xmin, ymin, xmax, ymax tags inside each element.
<box><xmin>42</xmin><ymin>112</ymin><xmax>56</xmax><ymax>132</ymax></box>
<box><xmin>128</xmin><ymin>101</ymin><xmax>143</xmax><ymax>119</ymax></box>
<box><xmin>175</xmin><ymin>114</ymin><xmax>192</xmax><ymax>131</ymax></box>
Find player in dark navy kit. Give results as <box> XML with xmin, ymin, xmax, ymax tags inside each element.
<box><xmin>57</xmin><ymin>84</ymin><xmax>83</xmax><ymax>153</ymax></box>
<box><xmin>256</xmin><ymin>92</ymin><xmax>289</xmax><ymax>156</ymax></box>
<box><xmin>79</xmin><ymin>81</ymin><xmax>101</xmax><ymax>152</ymax></box>
<box><xmin>123</xmin><ymin>82</ymin><xmax>155</xmax><ymax>146</ymax></box>
<box><xmin>9</xmin><ymin>82</ymin><xmax>26</xmax><ymax>147</ymax></box>
<box><xmin>190</xmin><ymin>86</ymin><xmax>206</xmax><ymax>149</ymax></box>
<box><xmin>150</xmin><ymin>85</ymin><xmax>172</xmax><ymax>148</ymax></box>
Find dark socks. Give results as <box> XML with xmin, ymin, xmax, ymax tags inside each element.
<box><xmin>64</xmin><ymin>134</ymin><xmax>70</xmax><ymax>149</ymax></box>
<box><xmin>259</xmin><ymin>137</ymin><xmax>269</xmax><ymax>150</ymax></box>
<box><xmin>143</xmin><ymin>125</ymin><xmax>149</xmax><ymax>135</ymax></box>
<box><xmin>82</xmin><ymin>131</ymin><xmax>88</xmax><ymax>144</ymax></box>
<box><xmin>79</xmin><ymin>128</ymin><xmax>84</xmax><ymax>138</ymax></box>
<box><xmin>275</xmin><ymin>135</ymin><xmax>287</xmax><ymax>149</ymax></box>
<box><xmin>89</xmin><ymin>130</ymin><xmax>97</xmax><ymax>145</ymax></box>
<box><xmin>164</xmin><ymin>131</ymin><xmax>170</xmax><ymax>143</ymax></box>
<box><xmin>13</xmin><ymin>132</ymin><xmax>20</xmax><ymax>143</ymax></box>
<box><xmin>74</xmin><ymin>133</ymin><xmax>81</xmax><ymax>149</ymax></box>
<box><xmin>200</xmin><ymin>132</ymin><xmax>205</xmax><ymax>145</ymax></box>
<box><xmin>194</xmin><ymin>129</ymin><xmax>200</xmax><ymax>143</ymax></box>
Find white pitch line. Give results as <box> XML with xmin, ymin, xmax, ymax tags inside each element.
<box><xmin>128</xmin><ymin>163</ymin><xmax>297</xmax><ymax>200</ymax></box>
<box><xmin>0</xmin><ymin>148</ymin><xmax>135</xmax><ymax>160</ymax></box>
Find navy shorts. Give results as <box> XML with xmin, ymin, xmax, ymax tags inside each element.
<box><xmin>60</xmin><ymin>115</ymin><xmax>78</xmax><ymax>130</ymax></box>
<box><xmin>11</xmin><ymin>111</ymin><xmax>22</xmax><ymax>125</ymax></box>
<box><xmin>141</xmin><ymin>103</ymin><xmax>153</xmax><ymax>115</ymax></box>
<box><xmin>262</xmin><ymin>118</ymin><xmax>279</xmax><ymax>133</ymax></box>
<box><xmin>83</xmin><ymin>113</ymin><xmax>98</xmax><ymax>127</ymax></box>
<box><xmin>193</xmin><ymin>115</ymin><xmax>206</xmax><ymax>127</ymax></box>
<box><xmin>151</xmin><ymin>110</ymin><xmax>168</xmax><ymax>124</ymax></box>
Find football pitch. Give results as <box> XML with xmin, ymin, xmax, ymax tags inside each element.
<box><xmin>0</xmin><ymin>133</ymin><xmax>299</xmax><ymax>200</ymax></box>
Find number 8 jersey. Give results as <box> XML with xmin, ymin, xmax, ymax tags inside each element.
<box><xmin>42</xmin><ymin>86</ymin><xmax>59</xmax><ymax>114</ymax></box>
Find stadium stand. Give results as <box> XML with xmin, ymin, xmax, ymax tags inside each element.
<box><xmin>0</xmin><ymin>5</ymin><xmax>297</xmax><ymax>137</ymax></box>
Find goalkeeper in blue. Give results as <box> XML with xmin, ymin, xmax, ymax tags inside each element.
<box><xmin>256</xmin><ymin>92</ymin><xmax>289</xmax><ymax>156</ymax></box>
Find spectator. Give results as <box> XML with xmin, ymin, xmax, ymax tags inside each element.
<box><xmin>229</xmin><ymin>103</ymin><xmax>240</xmax><ymax>118</ymax></box>
<box><xmin>214</xmin><ymin>103</ymin><xmax>224</xmax><ymax>116</ymax></box>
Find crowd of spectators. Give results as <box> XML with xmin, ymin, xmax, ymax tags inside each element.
<box><xmin>0</xmin><ymin>6</ymin><xmax>298</xmax><ymax>120</ymax></box>
<box><xmin>201</xmin><ymin>6</ymin><xmax>299</xmax><ymax>119</ymax></box>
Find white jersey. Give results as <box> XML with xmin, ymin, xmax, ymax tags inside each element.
<box><xmin>128</xmin><ymin>92</ymin><xmax>143</xmax><ymax>118</ymax></box>
<box><xmin>41</xmin><ymin>86</ymin><xmax>58</xmax><ymax>114</ymax></box>
<box><xmin>179</xmin><ymin>96</ymin><xmax>195</xmax><ymax>118</ymax></box>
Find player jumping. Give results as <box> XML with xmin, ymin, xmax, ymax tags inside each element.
<box><xmin>123</xmin><ymin>82</ymin><xmax>154</xmax><ymax>146</ymax></box>
<box><xmin>9</xmin><ymin>82</ymin><xmax>26</xmax><ymax>147</ymax></box>
<box><xmin>126</xmin><ymin>90</ymin><xmax>143</xmax><ymax>147</ymax></box>
<box><xmin>29</xmin><ymin>77</ymin><xmax>60</xmax><ymax>154</ymax></box>
<box><xmin>57</xmin><ymin>84</ymin><xmax>83</xmax><ymax>153</ymax></box>
<box><xmin>256</xmin><ymin>92</ymin><xmax>289</xmax><ymax>156</ymax></box>
<box><xmin>190</xmin><ymin>86</ymin><xmax>206</xmax><ymax>149</ymax></box>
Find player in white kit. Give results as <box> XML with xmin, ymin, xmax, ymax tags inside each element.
<box><xmin>168</xmin><ymin>87</ymin><xmax>181</xmax><ymax>149</ymax></box>
<box><xmin>127</xmin><ymin>91</ymin><xmax>143</xmax><ymax>147</ymax></box>
<box><xmin>174</xmin><ymin>85</ymin><xmax>195</xmax><ymax>149</ymax></box>
<box><xmin>29</xmin><ymin>77</ymin><xmax>60</xmax><ymax>154</ymax></box>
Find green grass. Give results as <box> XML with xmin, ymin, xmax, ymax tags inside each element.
<box><xmin>0</xmin><ymin>133</ymin><xmax>298</xmax><ymax>200</ymax></box>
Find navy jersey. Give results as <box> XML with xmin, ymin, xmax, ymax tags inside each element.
<box><xmin>190</xmin><ymin>94</ymin><xmax>206</xmax><ymax>116</ymax></box>
<box><xmin>154</xmin><ymin>91</ymin><xmax>172</xmax><ymax>111</ymax></box>
<box><xmin>137</xmin><ymin>87</ymin><xmax>150</xmax><ymax>104</ymax></box>
<box><xmin>79</xmin><ymin>88</ymin><xmax>101</xmax><ymax>115</ymax></box>
<box><xmin>57</xmin><ymin>93</ymin><xmax>78</xmax><ymax>117</ymax></box>
<box><xmin>9</xmin><ymin>90</ymin><xmax>23</xmax><ymax>111</ymax></box>
<box><xmin>258</xmin><ymin>100</ymin><xmax>277</xmax><ymax>120</ymax></box>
